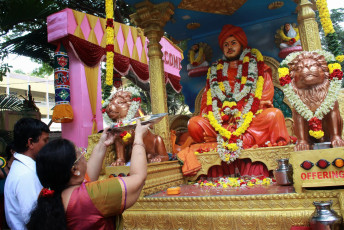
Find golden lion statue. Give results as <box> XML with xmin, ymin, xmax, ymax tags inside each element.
<box><xmin>287</xmin><ymin>51</ymin><xmax>344</xmax><ymax>151</ymax></box>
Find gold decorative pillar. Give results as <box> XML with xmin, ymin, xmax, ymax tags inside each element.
<box><xmin>130</xmin><ymin>1</ymin><xmax>175</xmax><ymax>152</ymax></box>
<box><xmin>297</xmin><ymin>0</ymin><xmax>322</xmax><ymax>51</ymax></box>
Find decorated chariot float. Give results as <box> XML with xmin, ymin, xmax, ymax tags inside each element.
<box><xmin>47</xmin><ymin>0</ymin><xmax>344</xmax><ymax>229</ymax></box>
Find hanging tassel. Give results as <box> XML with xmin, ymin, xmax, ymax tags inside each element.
<box><xmin>52</xmin><ymin>43</ymin><xmax>74</xmax><ymax>123</ymax></box>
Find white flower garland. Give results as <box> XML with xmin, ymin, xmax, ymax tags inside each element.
<box><xmin>283</xmin><ymin>81</ymin><xmax>341</xmax><ymax>121</ymax></box>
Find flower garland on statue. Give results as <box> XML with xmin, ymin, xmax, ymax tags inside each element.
<box><xmin>278</xmin><ymin>50</ymin><xmax>343</xmax><ymax>139</ymax></box>
<box><xmin>105</xmin><ymin>0</ymin><xmax>114</xmax><ymax>86</ymax></box>
<box><xmin>189</xmin><ymin>46</ymin><xmax>204</xmax><ymax>66</ymax></box>
<box><xmin>279</xmin><ymin>26</ymin><xmax>300</xmax><ymax>45</ymax></box>
<box><xmin>102</xmin><ymin>87</ymin><xmax>141</xmax><ymax>143</ymax></box>
<box><xmin>316</xmin><ymin>0</ymin><xmax>344</xmax><ymax>63</ymax></box>
<box><xmin>205</xmin><ymin>48</ymin><xmax>265</xmax><ymax>163</ymax></box>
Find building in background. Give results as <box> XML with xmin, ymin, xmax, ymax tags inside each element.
<box><xmin>0</xmin><ymin>73</ymin><xmax>61</xmax><ymax>131</ymax></box>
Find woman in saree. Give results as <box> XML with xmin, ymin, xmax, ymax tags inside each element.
<box><xmin>27</xmin><ymin>119</ymin><xmax>149</xmax><ymax>230</ymax></box>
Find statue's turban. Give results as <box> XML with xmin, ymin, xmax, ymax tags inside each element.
<box><xmin>218</xmin><ymin>24</ymin><xmax>248</xmax><ymax>49</ymax></box>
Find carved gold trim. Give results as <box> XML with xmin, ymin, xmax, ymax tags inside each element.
<box><xmin>268</xmin><ymin>1</ymin><xmax>284</xmax><ymax>10</ymax></box>
<box><xmin>169</xmin><ymin>114</ymin><xmax>190</xmax><ymax>132</ymax></box>
<box><xmin>188</xmin><ymin>145</ymin><xmax>295</xmax><ymax>181</ymax></box>
<box><xmin>106</xmin><ymin>161</ymin><xmax>186</xmax><ymax>197</ymax></box>
<box><xmin>178</xmin><ymin>0</ymin><xmax>248</xmax><ymax>15</ymax></box>
<box><xmin>87</xmin><ymin>134</ymin><xmax>115</xmax><ymax>176</ymax></box>
<box><xmin>124</xmin><ymin>191</ymin><xmax>342</xmax><ymax>229</ymax></box>
<box><xmin>186</xmin><ymin>22</ymin><xmax>200</xmax><ymax>30</ymax></box>
<box><xmin>297</xmin><ymin>0</ymin><xmax>322</xmax><ymax>51</ymax></box>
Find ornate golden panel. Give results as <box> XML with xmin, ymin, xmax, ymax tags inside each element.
<box><xmin>297</xmin><ymin>0</ymin><xmax>322</xmax><ymax>51</ymax></box>
<box><xmin>188</xmin><ymin>145</ymin><xmax>295</xmax><ymax>181</ymax></box>
<box><xmin>106</xmin><ymin>161</ymin><xmax>186</xmax><ymax>197</ymax></box>
<box><xmin>178</xmin><ymin>0</ymin><xmax>247</xmax><ymax>15</ymax></box>
<box><xmin>87</xmin><ymin>134</ymin><xmax>115</xmax><ymax>176</ymax></box>
<box><xmin>124</xmin><ymin>191</ymin><xmax>343</xmax><ymax>230</ymax></box>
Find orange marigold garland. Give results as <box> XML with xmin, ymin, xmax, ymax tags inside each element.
<box><xmin>105</xmin><ymin>0</ymin><xmax>115</xmax><ymax>86</ymax></box>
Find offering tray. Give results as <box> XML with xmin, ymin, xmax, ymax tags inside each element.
<box><xmin>109</xmin><ymin>113</ymin><xmax>168</xmax><ymax>132</ymax></box>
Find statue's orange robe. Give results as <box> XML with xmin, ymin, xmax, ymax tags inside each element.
<box><xmin>188</xmin><ymin>63</ymin><xmax>290</xmax><ymax>147</ymax></box>
<box><xmin>178</xmin><ymin>63</ymin><xmax>290</xmax><ymax>177</ymax></box>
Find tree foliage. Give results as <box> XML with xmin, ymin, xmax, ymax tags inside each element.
<box><xmin>0</xmin><ymin>50</ymin><xmax>11</xmax><ymax>81</ymax></box>
<box><xmin>316</xmin><ymin>8</ymin><xmax>344</xmax><ymax>56</ymax></box>
<box><xmin>316</xmin><ymin>8</ymin><xmax>344</xmax><ymax>86</ymax></box>
<box><xmin>31</xmin><ymin>59</ymin><xmax>54</xmax><ymax>78</ymax></box>
<box><xmin>0</xmin><ymin>0</ymin><xmax>189</xmax><ymax>115</ymax></box>
<box><xmin>0</xmin><ymin>0</ymin><xmax>134</xmax><ymax>67</ymax></box>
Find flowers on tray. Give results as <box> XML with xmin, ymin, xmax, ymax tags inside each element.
<box><xmin>195</xmin><ymin>176</ymin><xmax>274</xmax><ymax>188</ymax></box>
<box><xmin>120</xmin><ymin>131</ymin><xmax>132</xmax><ymax>143</ymax></box>
<box><xmin>278</xmin><ymin>50</ymin><xmax>342</xmax><ymax>139</ymax></box>
<box><xmin>205</xmin><ymin>48</ymin><xmax>265</xmax><ymax>163</ymax></box>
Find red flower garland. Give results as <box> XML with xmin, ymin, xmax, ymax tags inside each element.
<box><xmin>329</xmin><ymin>69</ymin><xmax>343</xmax><ymax>81</ymax></box>
<box><xmin>106</xmin><ymin>44</ymin><xmax>114</xmax><ymax>52</ymax></box>
<box><xmin>279</xmin><ymin>74</ymin><xmax>292</xmax><ymax>86</ymax></box>
<box><xmin>132</xmin><ymin>97</ymin><xmax>141</xmax><ymax>103</ymax></box>
<box><xmin>106</xmin><ymin>18</ymin><xmax>114</xmax><ymax>28</ymax></box>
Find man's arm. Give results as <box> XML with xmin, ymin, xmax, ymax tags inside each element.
<box><xmin>16</xmin><ymin>174</ymin><xmax>42</xmax><ymax>224</ymax></box>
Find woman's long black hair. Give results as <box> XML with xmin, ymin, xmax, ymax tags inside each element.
<box><xmin>27</xmin><ymin>139</ymin><xmax>76</xmax><ymax>230</ymax></box>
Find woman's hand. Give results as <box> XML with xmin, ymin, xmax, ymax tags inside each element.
<box><xmin>134</xmin><ymin>119</ymin><xmax>149</xmax><ymax>140</ymax></box>
<box><xmin>99</xmin><ymin>128</ymin><xmax>117</xmax><ymax>147</ymax></box>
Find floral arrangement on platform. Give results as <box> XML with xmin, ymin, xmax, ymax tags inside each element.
<box><xmin>316</xmin><ymin>0</ymin><xmax>344</xmax><ymax>63</ymax></box>
<box><xmin>105</xmin><ymin>0</ymin><xmax>115</xmax><ymax>86</ymax></box>
<box><xmin>205</xmin><ymin>48</ymin><xmax>264</xmax><ymax>164</ymax></box>
<box><xmin>278</xmin><ymin>50</ymin><xmax>343</xmax><ymax>139</ymax></box>
<box><xmin>195</xmin><ymin>176</ymin><xmax>274</xmax><ymax>188</ymax></box>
